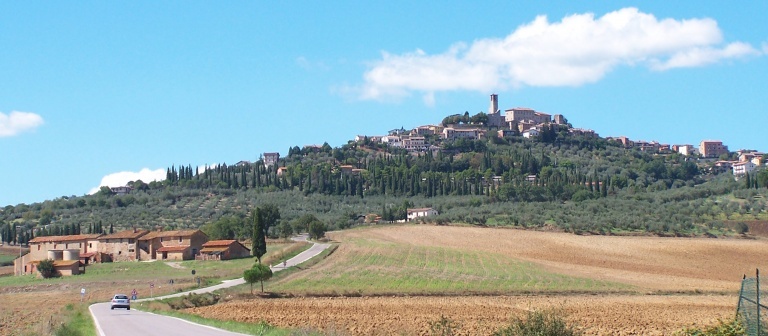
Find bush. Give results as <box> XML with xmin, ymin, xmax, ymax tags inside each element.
<box><xmin>494</xmin><ymin>310</ymin><xmax>580</xmax><ymax>336</ymax></box>
<box><xmin>429</xmin><ymin>315</ymin><xmax>457</xmax><ymax>336</ymax></box>
<box><xmin>677</xmin><ymin>317</ymin><xmax>745</xmax><ymax>335</ymax></box>
<box><xmin>37</xmin><ymin>259</ymin><xmax>58</xmax><ymax>278</ymax></box>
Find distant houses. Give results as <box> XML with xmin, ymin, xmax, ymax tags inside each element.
<box><xmin>14</xmin><ymin>228</ymin><xmax>235</xmax><ymax>277</ymax></box>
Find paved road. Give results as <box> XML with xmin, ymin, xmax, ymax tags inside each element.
<box><xmin>90</xmin><ymin>236</ymin><xmax>331</xmax><ymax>336</ymax></box>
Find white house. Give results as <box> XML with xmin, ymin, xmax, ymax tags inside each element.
<box><xmin>733</xmin><ymin>161</ymin><xmax>757</xmax><ymax>176</ymax></box>
<box><xmin>407</xmin><ymin>207</ymin><xmax>438</xmax><ymax>221</ymax></box>
<box><xmin>522</xmin><ymin>128</ymin><xmax>540</xmax><ymax>139</ymax></box>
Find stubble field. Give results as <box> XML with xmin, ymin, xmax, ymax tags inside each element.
<box><xmin>189</xmin><ymin>225</ymin><xmax>768</xmax><ymax>335</ymax></box>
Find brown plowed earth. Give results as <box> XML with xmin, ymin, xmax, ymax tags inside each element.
<box><xmin>188</xmin><ymin>225</ymin><xmax>767</xmax><ymax>335</ymax></box>
<box><xmin>329</xmin><ymin>225</ymin><xmax>768</xmax><ymax>292</ymax></box>
<box><xmin>188</xmin><ymin>294</ymin><xmax>735</xmax><ymax>336</ymax></box>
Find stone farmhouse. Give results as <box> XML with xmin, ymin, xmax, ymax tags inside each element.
<box><xmin>137</xmin><ymin>229</ymin><xmax>209</xmax><ymax>261</ymax></box>
<box><xmin>15</xmin><ymin>228</ymin><xmax>211</xmax><ymax>276</ymax></box>
<box><xmin>198</xmin><ymin>240</ymin><xmax>251</xmax><ymax>260</ymax></box>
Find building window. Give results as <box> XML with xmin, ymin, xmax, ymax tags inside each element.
<box><xmin>129</xmin><ymin>239</ymin><xmax>134</xmax><ymax>244</ymax></box>
<box><xmin>128</xmin><ymin>249</ymin><xmax>134</xmax><ymax>253</ymax></box>
<box><xmin>160</xmin><ymin>237</ymin><xmax>164</xmax><ymax>242</ymax></box>
<box><xmin>89</xmin><ymin>243</ymin><xmax>92</xmax><ymax>248</ymax></box>
<box><xmin>178</xmin><ymin>237</ymin><xmax>182</xmax><ymax>242</ymax></box>
<box><xmin>37</xmin><ymin>245</ymin><xmax>40</xmax><ymax>251</ymax></box>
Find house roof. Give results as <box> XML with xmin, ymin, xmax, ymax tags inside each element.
<box><xmin>200</xmin><ymin>247</ymin><xmax>229</xmax><ymax>253</ymax></box>
<box><xmin>30</xmin><ymin>260</ymin><xmax>81</xmax><ymax>267</ymax></box>
<box><xmin>139</xmin><ymin>229</ymin><xmax>205</xmax><ymax>241</ymax></box>
<box><xmin>99</xmin><ymin>229</ymin><xmax>149</xmax><ymax>240</ymax></box>
<box><xmin>29</xmin><ymin>234</ymin><xmax>103</xmax><ymax>244</ymax></box>
<box><xmin>80</xmin><ymin>252</ymin><xmax>96</xmax><ymax>258</ymax></box>
<box><xmin>202</xmin><ymin>240</ymin><xmax>236</xmax><ymax>247</ymax></box>
<box><xmin>407</xmin><ymin>207</ymin><xmax>435</xmax><ymax>213</ymax></box>
<box><xmin>156</xmin><ymin>245</ymin><xmax>190</xmax><ymax>252</ymax></box>
<box><xmin>202</xmin><ymin>240</ymin><xmax>250</xmax><ymax>251</ymax></box>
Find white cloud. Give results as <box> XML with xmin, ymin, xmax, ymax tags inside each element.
<box><xmin>358</xmin><ymin>7</ymin><xmax>762</xmax><ymax>101</ymax></box>
<box><xmin>88</xmin><ymin>168</ymin><xmax>166</xmax><ymax>194</ymax></box>
<box><xmin>0</xmin><ymin>111</ymin><xmax>44</xmax><ymax>137</ymax></box>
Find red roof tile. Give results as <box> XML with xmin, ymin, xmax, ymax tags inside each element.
<box><xmin>29</xmin><ymin>234</ymin><xmax>103</xmax><ymax>244</ymax></box>
<box><xmin>139</xmin><ymin>230</ymin><xmax>204</xmax><ymax>240</ymax></box>
<box><xmin>202</xmin><ymin>240</ymin><xmax>237</xmax><ymax>247</ymax></box>
<box><xmin>156</xmin><ymin>245</ymin><xmax>189</xmax><ymax>252</ymax></box>
<box><xmin>99</xmin><ymin>229</ymin><xmax>149</xmax><ymax>240</ymax></box>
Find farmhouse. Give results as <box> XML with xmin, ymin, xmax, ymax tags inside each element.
<box><xmin>198</xmin><ymin>240</ymin><xmax>251</xmax><ymax>260</ymax></box>
<box><xmin>406</xmin><ymin>207</ymin><xmax>439</xmax><ymax>221</ymax></box>
<box><xmin>98</xmin><ymin>229</ymin><xmax>150</xmax><ymax>262</ymax></box>
<box><xmin>16</xmin><ymin>233</ymin><xmax>104</xmax><ymax>276</ymax></box>
<box><xmin>138</xmin><ymin>229</ymin><xmax>208</xmax><ymax>261</ymax></box>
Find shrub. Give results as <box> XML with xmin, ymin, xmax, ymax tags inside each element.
<box><xmin>676</xmin><ymin>317</ymin><xmax>745</xmax><ymax>335</ymax></box>
<box><xmin>494</xmin><ymin>310</ymin><xmax>580</xmax><ymax>336</ymax></box>
<box><xmin>429</xmin><ymin>315</ymin><xmax>457</xmax><ymax>336</ymax></box>
<box><xmin>37</xmin><ymin>259</ymin><xmax>58</xmax><ymax>278</ymax></box>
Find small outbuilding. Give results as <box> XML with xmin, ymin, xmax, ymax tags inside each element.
<box><xmin>198</xmin><ymin>240</ymin><xmax>251</xmax><ymax>260</ymax></box>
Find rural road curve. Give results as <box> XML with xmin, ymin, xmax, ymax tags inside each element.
<box><xmin>90</xmin><ymin>235</ymin><xmax>331</xmax><ymax>336</ymax></box>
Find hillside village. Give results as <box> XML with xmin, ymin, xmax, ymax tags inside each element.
<box><xmin>285</xmin><ymin>94</ymin><xmax>765</xmax><ymax>178</ymax></box>
<box><xmin>6</xmin><ymin>93</ymin><xmax>767</xmax><ymax>278</ymax></box>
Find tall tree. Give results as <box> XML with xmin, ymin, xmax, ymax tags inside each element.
<box><xmin>251</xmin><ymin>208</ymin><xmax>266</xmax><ymax>263</ymax></box>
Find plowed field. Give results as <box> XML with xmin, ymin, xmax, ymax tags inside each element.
<box><xmin>188</xmin><ymin>294</ymin><xmax>734</xmax><ymax>335</ymax></box>
<box><xmin>187</xmin><ymin>225</ymin><xmax>768</xmax><ymax>335</ymax></box>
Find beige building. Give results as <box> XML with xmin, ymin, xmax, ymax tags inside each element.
<box><xmin>442</xmin><ymin>127</ymin><xmax>484</xmax><ymax>140</ymax></box>
<box><xmin>504</xmin><ymin>107</ymin><xmax>551</xmax><ymax>125</ymax></box>
<box><xmin>700</xmin><ymin>140</ymin><xmax>729</xmax><ymax>158</ymax></box>
<box><xmin>18</xmin><ymin>234</ymin><xmax>104</xmax><ymax>276</ymax></box>
<box><xmin>198</xmin><ymin>240</ymin><xmax>251</xmax><ymax>260</ymax></box>
<box><xmin>98</xmin><ymin>229</ymin><xmax>150</xmax><ymax>262</ymax></box>
<box><xmin>137</xmin><ymin>229</ymin><xmax>208</xmax><ymax>261</ymax></box>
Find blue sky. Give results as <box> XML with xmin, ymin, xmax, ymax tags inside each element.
<box><xmin>1</xmin><ymin>1</ymin><xmax>766</xmax><ymax>206</ymax></box>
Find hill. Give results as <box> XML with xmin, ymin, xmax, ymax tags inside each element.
<box><xmin>1</xmin><ymin>115</ymin><xmax>767</xmax><ymax>243</ymax></box>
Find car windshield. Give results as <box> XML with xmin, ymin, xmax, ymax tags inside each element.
<box><xmin>115</xmin><ymin>295</ymin><xmax>128</xmax><ymax>300</ymax></box>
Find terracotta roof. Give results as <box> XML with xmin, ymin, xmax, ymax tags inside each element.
<box><xmin>53</xmin><ymin>260</ymin><xmax>81</xmax><ymax>267</ymax></box>
<box><xmin>407</xmin><ymin>207</ymin><xmax>436</xmax><ymax>213</ymax></box>
<box><xmin>139</xmin><ymin>229</ymin><xmax>204</xmax><ymax>241</ymax></box>
<box><xmin>80</xmin><ymin>252</ymin><xmax>96</xmax><ymax>258</ymax></box>
<box><xmin>156</xmin><ymin>245</ymin><xmax>189</xmax><ymax>252</ymax></box>
<box><xmin>200</xmin><ymin>247</ymin><xmax>228</xmax><ymax>253</ymax></box>
<box><xmin>202</xmin><ymin>240</ymin><xmax>236</xmax><ymax>247</ymax></box>
<box><xmin>29</xmin><ymin>234</ymin><xmax>103</xmax><ymax>244</ymax></box>
<box><xmin>99</xmin><ymin>229</ymin><xmax>150</xmax><ymax>240</ymax></box>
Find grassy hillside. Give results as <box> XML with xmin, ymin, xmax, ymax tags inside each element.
<box><xmin>2</xmin><ymin>127</ymin><xmax>767</xmax><ymax>242</ymax></box>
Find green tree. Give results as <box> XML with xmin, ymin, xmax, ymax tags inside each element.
<box><xmin>251</xmin><ymin>208</ymin><xmax>266</xmax><ymax>263</ymax></box>
<box><xmin>277</xmin><ymin>221</ymin><xmax>293</xmax><ymax>239</ymax></box>
<box><xmin>259</xmin><ymin>204</ymin><xmax>281</xmax><ymax>238</ymax></box>
<box><xmin>309</xmin><ymin>220</ymin><xmax>326</xmax><ymax>240</ymax></box>
<box><xmin>243</xmin><ymin>263</ymin><xmax>272</xmax><ymax>293</ymax></box>
<box><xmin>37</xmin><ymin>259</ymin><xmax>58</xmax><ymax>278</ymax></box>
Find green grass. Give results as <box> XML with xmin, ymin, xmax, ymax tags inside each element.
<box><xmin>269</xmin><ymin>237</ymin><xmax>632</xmax><ymax>295</ymax></box>
<box><xmin>0</xmin><ymin>253</ymin><xmax>16</xmax><ymax>266</ymax></box>
<box><xmin>52</xmin><ymin>303</ymin><xmax>97</xmax><ymax>336</ymax></box>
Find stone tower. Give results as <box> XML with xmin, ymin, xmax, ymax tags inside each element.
<box><xmin>489</xmin><ymin>94</ymin><xmax>499</xmax><ymax>114</ymax></box>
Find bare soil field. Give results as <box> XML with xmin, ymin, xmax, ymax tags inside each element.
<box><xmin>189</xmin><ymin>294</ymin><xmax>735</xmax><ymax>336</ymax></box>
<box><xmin>328</xmin><ymin>225</ymin><xmax>768</xmax><ymax>292</ymax></box>
<box><xmin>188</xmin><ymin>225</ymin><xmax>767</xmax><ymax>335</ymax></box>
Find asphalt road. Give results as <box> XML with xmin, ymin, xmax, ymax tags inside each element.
<box><xmin>90</xmin><ymin>236</ymin><xmax>331</xmax><ymax>336</ymax></box>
